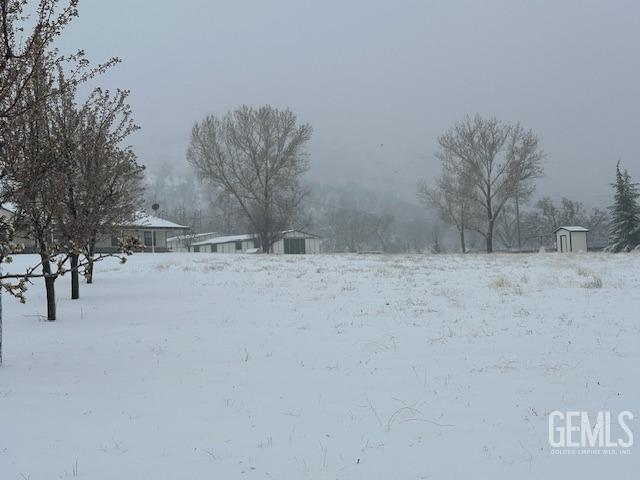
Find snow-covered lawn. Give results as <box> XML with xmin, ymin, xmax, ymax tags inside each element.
<box><xmin>1</xmin><ymin>252</ymin><xmax>638</xmax><ymax>479</ymax></box>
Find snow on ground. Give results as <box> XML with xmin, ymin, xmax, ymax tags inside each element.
<box><xmin>1</xmin><ymin>252</ymin><xmax>639</xmax><ymax>479</ymax></box>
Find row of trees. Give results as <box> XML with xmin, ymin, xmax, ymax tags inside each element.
<box><xmin>174</xmin><ymin>109</ymin><xmax>636</xmax><ymax>255</ymax></box>
<box><xmin>419</xmin><ymin>114</ymin><xmax>639</xmax><ymax>254</ymax></box>
<box><xmin>0</xmin><ymin>0</ymin><xmax>144</xmax><ymax>363</ymax></box>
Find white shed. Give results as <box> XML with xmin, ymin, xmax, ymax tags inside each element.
<box><xmin>554</xmin><ymin>226</ymin><xmax>589</xmax><ymax>253</ymax></box>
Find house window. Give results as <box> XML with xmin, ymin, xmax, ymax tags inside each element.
<box><xmin>193</xmin><ymin>246</ymin><xmax>200</xmax><ymax>253</ymax></box>
<box><xmin>253</xmin><ymin>238</ymin><xmax>260</xmax><ymax>249</ymax></box>
<box><xmin>211</xmin><ymin>244</ymin><xmax>217</xmax><ymax>253</ymax></box>
<box><xmin>111</xmin><ymin>236</ymin><xmax>119</xmax><ymax>247</ymax></box>
<box><xmin>284</xmin><ymin>238</ymin><xmax>306</xmax><ymax>254</ymax></box>
<box><xmin>144</xmin><ymin>231</ymin><xmax>153</xmax><ymax>247</ymax></box>
<box><xmin>235</xmin><ymin>241</ymin><xmax>242</xmax><ymax>251</ymax></box>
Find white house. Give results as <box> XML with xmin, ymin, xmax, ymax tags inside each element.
<box><xmin>96</xmin><ymin>213</ymin><xmax>190</xmax><ymax>252</ymax></box>
<box><xmin>190</xmin><ymin>230</ymin><xmax>321</xmax><ymax>254</ymax></box>
<box><xmin>1</xmin><ymin>206</ymin><xmax>190</xmax><ymax>253</ymax></box>
<box><xmin>554</xmin><ymin>226</ymin><xmax>589</xmax><ymax>253</ymax></box>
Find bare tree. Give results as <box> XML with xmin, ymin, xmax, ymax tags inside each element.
<box><xmin>418</xmin><ymin>160</ymin><xmax>475</xmax><ymax>253</ymax></box>
<box><xmin>428</xmin><ymin>223</ymin><xmax>443</xmax><ymax>254</ymax></box>
<box><xmin>324</xmin><ymin>208</ymin><xmax>395</xmax><ymax>253</ymax></box>
<box><xmin>494</xmin><ymin>202</ymin><xmax>519</xmax><ymax>250</ymax></box>
<box><xmin>187</xmin><ymin>105</ymin><xmax>312</xmax><ymax>252</ymax></box>
<box><xmin>436</xmin><ymin>115</ymin><xmax>544</xmax><ymax>253</ymax></box>
<box><xmin>52</xmin><ymin>84</ymin><xmax>143</xmax><ymax>292</ymax></box>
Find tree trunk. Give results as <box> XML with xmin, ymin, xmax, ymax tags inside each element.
<box><xmin>70</xmin><ymin>253</ymin><xmax>79</xmax><ymax>300</ymax></box>
<box><xmin>459</xmin><ymin>229</ymin><xmax>466</xmax><ymax>254</ymax></box>
<box><xmin>86</xmin><ymin>237</ymin><xmax>96</xmax><ymax>284</ymax></box>
<box><xmin>41</xmin><ymin>257</ymin><xmax>56</xmax><ymax>321</ymax></box>
<box><xmin>486</xmin><ymin>220</ymin><xmax>494</xmax><ymax>253</ymax></box>
<box><xmin>515</xmin><ymin>192</ymin><xmax>522</xmax><ymax>252</ymax></box>
<box><xmin>260</xmin><ymin>232</ymin><xmax>271</xmax><ymax>254</ymax></box>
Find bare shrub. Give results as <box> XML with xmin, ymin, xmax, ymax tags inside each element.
<box><xmin>582</xmin><ymin>275</ymin><xmax>603</xmax><ymax>289</ymax></box>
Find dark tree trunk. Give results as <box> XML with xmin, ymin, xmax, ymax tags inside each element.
<box><xmin>41</xmin><ymin>256</ymin><xmax>56</xmax><ymax>321</ymax></box>
<box><xmin>459</xmin><ymin>229</ymin><xmax>466</xmax><ymax>254</ymax></box>
<box><xmin>486</xmin><ymin>219</ymin><xmax>494</xmax><ymax>253</ymax></box>
<box><xmin>86</xmin><ymin>237</ymin><xmax>96</xmax><ymax>284</ymax></box>
<box><xmin>70</xmin><ymin>253</ymin><xmax>79</xmax><ymax>300</ymax></box>
<box><xmin>260</xmin><ymin>232</ymin><xmax>271</xmax><ymax>254</ymax></box>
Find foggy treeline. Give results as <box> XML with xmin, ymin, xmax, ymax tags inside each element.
<box><xmin>146</xmin><ymin>159</ymin><xmax>610</xmax><ymax>254</ymax></box>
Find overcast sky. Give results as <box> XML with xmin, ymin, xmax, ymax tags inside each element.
<box><xmin>58</xmin><ymin>0</ymin><xmax>640</xmax><ymax>206</ymax></box>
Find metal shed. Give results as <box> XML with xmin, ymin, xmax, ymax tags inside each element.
<box><xmin>554</xmin><ymin>226</ymin><xmax>589</xmax><ymax>253</ymax></box>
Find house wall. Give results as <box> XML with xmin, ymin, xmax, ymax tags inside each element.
<box><xmin>571</xmin><ymin>232</ymin><xmax>588</xmax><ymax>252</ymax></box>
<box><xmin>270</xmin><ymin>231</ymin><xmax>321</xmax><ymax>254</ymax></box>
<box><xmin>556</xmin><ymin>230</ymin><xmax>588</xmax><ymax>253</ymax></box>
<box><xmin>94</xmin><ymin>228</ymin><xmax>173</xmax><ymax>252</ymax></box>
<box><xmin>305</xmin><ymin>238</ymin><xmax>321</xmax><ymax>254</ymax></box>
<box><xmin>215</xmin><ymin>240</ymin><xmax>255</xmax><ymax>253</ymax></box>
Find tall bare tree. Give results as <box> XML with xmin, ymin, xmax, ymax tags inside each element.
<box><xmin>187</xmin><ymin>105</ymin><xmax>312</xmax><ymax>252</ymax></box>
<box><xmin>436</xmin><ymin>115</ymin><xmax>544</xmax><ymax>253</ymax></box>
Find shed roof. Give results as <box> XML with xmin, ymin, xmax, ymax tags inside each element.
<box><xmin>1</xmin><ymin>202</ymin><xmax>17</xmax><ymax>214</ymax></box>
<box><xmin>192</xmin><ymin>233</ymin><xmax>256</xmax><ymax>246</ymax></box>
<box><xmin>554</xmin><ymin>226</ymin><xmax>589</xmax><ymax>233</ymax></box>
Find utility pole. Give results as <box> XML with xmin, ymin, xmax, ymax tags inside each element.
<box><xmin>151</xmin><ymin>203</ymin><xmax>160</xmax><ymax>254</ymax></box>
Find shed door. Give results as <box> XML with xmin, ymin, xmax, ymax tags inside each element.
<box><xmin>284</xmin><ymin>238</ymin><xmax>306</xmax><ymax>254</ymax></box>
<box><xmin>560</xmin><ymin>235</ymin><xmax>568</xmax><ymax>252</ymax></box>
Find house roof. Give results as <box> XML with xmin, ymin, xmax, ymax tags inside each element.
<box><xmin>554</xmin><ymin>226</ymin><xmax>589</xmax><ymax>233</ymax></box>
<box><xmin>121</xmin><ymin>213</ymin><xmax>190</xmax><ymax>230</ymax></box>
<box><xmin>1</xmin><ymin>202</ymin><xmax>17</xmax><ymax>214</ymax></box>
<box><xmin>282</xmin><ymin>229</ymin><xmax>321</xmax><ymax>239</ymax></box>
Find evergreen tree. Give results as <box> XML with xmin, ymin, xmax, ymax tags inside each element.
<box><xmin>607</xmin><ymin>161</ymin><xmax>640</xmax><ymax>252</ymax></box>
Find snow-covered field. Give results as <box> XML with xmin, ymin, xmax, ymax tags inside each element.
<box><xmin>1</xmin><ymin>252</ymin><xmax>639</xmax><ymax>479</ymax></box>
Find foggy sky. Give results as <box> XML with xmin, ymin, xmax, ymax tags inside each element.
<box><xmin>57</xmin><ymin>0</ymin><xmax>640</xmax><ymax>206</ymax></box>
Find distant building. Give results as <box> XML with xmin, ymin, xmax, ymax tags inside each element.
<box><xmin>189</xmin><ymin>230</ymin><xmax>321</xmax><ymax>254</ymax></box>
<box><xmin>1</xmin><ymin>206</ymin><xmax>190</xmax><ymax>253</ymax></box>
<box><xmin>167</xmin><ymin>232</ymin><xmax>221</xmax><ymax>252</ymax></box>
<box><xmin>0</xmin><ymin>203</ymin><xmax>33</xmax><ymax>248</ymax></box>
<box><xmin>93</xmin><ymin>214</ymin><xmax>190</xmax><ymax>253</ymax></box>
<box><xmin>554</xmin><ymin>226</ymin><xmax>589</xmax><ymax>253</ymax></box>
